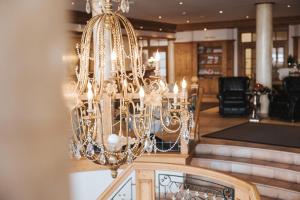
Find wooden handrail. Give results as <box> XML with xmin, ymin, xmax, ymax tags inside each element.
<box><xmin>98</xmin><ymin>162</ymin><xmax>261</xmax><ymax>200</ymax></box>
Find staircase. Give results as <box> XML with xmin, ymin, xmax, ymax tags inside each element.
<box><xmin>191</xmin><ymin>139</ymin><xmax>300</xmax><ymax>200</ymax></box>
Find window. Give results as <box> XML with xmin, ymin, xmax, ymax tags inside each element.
<box><xmin>245</xmin><ymin>48</ymin><xmax>252</xmax><ymax>78</ymax></box>
<box><xmin>241</xmin><ymin>33</ymin><xmax>252</xmax><ymax>43</ymax></box>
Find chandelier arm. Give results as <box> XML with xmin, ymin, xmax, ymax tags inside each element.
<box><xmin>159</xmin><ymin>106</ymin><xmax>181</xmax><ymax>133</ymax></box>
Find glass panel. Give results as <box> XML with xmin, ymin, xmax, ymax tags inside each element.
<box><xmin>272</xmin><ymin>48</ymin><xmax>277</xmax><ymax>66</ymax></box>
<box><xmin>153</xmin><ymin>51</ymin><xmax>167</xmax><ymax>80</ymax></box>
<box><xmin>252</xmin><ymin>33</ymin><xmax>256</xmax><ymax>42</ymax></box>
<box><xmin>245</xmin><ymin>48</ymin><xmax>252</xmax><ymax>78</ymax></box>
<box><xmin>138</xmin><ymin>39</ymin><xmax>148</xmax><ymax>47</ymax></box>
<box><xmin>150</xmin><ymin>39</ymin><xmax>168</xmax><ymax>46</ymax></box>
<box><xmin>150</xmin><ymin>39</ymin><xmax>159</xmax><ymax>46</ymax></box>
<box><xmin>277</xmin><ymin>47</ymin><xmax>284</xmax><ymax>66</ymax></box>
<box><xmin>276</xmin><ymin>31</ymin><xmax>288</xmax><ymax>41</ymax></box>
<box><xmin>241</xmin><ymin>33</ymin><xmax>252</xmax><ymax>42</ymax></box>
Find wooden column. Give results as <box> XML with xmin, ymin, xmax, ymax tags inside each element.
<box><xmin>135</xmin><ymin>169</ymin><xmax>155</xmax><ymax>200</ymax></box>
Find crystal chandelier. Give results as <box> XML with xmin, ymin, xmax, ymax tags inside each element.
<box><xmin>69</xmin><ymin>0</ymin><xmax>193</xmax><ymax>178</ymax></box>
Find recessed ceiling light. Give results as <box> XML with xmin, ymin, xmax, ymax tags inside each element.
<box><xmin>159</xmin><ymin>28</ymin><xmax>163</xmax><ymax>31</ymax></box>
<box><xmin>287</xmin><ymin>4</ymin><xmax>291</xmax><ymax>8</ymax></box>
<box><xmin>219</xmin><ymin>10</ymin><xmax>223</xmax><ymax>14</ymax></box>
<box><xmin>182</xmin><ymin>11</ymin><xmax>187</xmax><ymax>15</ymax></box>
<box><xmin>71</xmin><ymin>1</ymin><xmax>75</xmax><ymax>5</ymax></box>
<box><xmin>204</xmin><ymin>28</ymin><xmax>207</xmax><ymax>31</ymax></box>
<box><xmin>186</xmin><ymin>20</ymin><xmax>190</xmax><ymax>23</ymax></box>
<box><xmin>246</xmin><ymin>15</ymin><xmax>249</xmax><ymax>19</ymax></box>
<box><xmin>179</xmin><ymin>2</ymin><xmax>183</xmax><ymax>5</ymax></box>
<box><xmin>140</xmin><ymin>26</ymin><xmax>144</xmax><ymax>29</ymax></box>
<box><xmin>158</xmin><ymin>16</ymin><xmax>162</xmax><ymax>19</ymax></box>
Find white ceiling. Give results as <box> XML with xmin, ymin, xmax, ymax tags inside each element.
<box><xmin>69</xmin><ymin>0</ymin><xmax>300</xmax><ymax>24</ymax></box>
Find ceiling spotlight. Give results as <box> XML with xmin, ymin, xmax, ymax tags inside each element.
<box><xmin>159</xmin><ymin>28</ymin><xmax>163</xmax><ymax>31</ymax></box>
<box><xmin>182</xmin><ymin>11</ymin><xmax>187</xmax><ymax>15</ymax></box>
<box><xmin>71</xmin><ymin>1</ymin><xmax>75</xmax><ymax>5</ymax></box>
<box><xmin>287</xmin><ymin>4</ymin><xmax>291</xmax><ymax>8</ymax></box>
<box><xmin>186</xmin><ymin>20</ymin><xmax>190</xmax><ymax>23</ymax></box>
<box><xmin>246</xmin><ymin>16</ymin><xmax>249</xmax><ymax>19</ymax></box>
<box><xmin>204</xmin><ymin>28</ymin><xmax>207</xmax><ymax>31</ymax></box>
<box><xmin>219</xmin><ymin>10</ymin><xmax>223</xmax><ymax>14</ymax></box>
<box><xmin>140</xmin><ymin>26</ymin><xmax>144</xmax><ymax>29</ymax></box>
<box><xmin>158</xmin><ymin>16</ymin><xmax>162</xmax><ymax>19</ymax></box>
<box><xmin>179</xmin><ymin>2</ymin><xmax>183</xmax><ymax>5</ymax></box>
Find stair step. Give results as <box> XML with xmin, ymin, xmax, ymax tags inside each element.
<box><xmin>192</xmin><ymin>154</ymin><xmax>300</xmax><ymax>184</ymax></box>
<box><xmin>195</xmin><ymin>143</ymin><xmax>300</xmax><ymax>165</ymax></box>
<box><xmin>261</xmin><ymin>196</ymin><xmax>281</xmax><ymax>200</ymax></box>
<box><xmin>228</xmin><ymin>172</ymin><xmax>300</xmax><ymax>200</ymax></box>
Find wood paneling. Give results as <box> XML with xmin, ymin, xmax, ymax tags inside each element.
<box><xmin>174</xmin><ymin>42</ymin><xmax>197</xmax><ymax>83</ymax></box>
<box><xmin>69</xmin><ymin>10</ymin><xmax>177</xmax><ymax>33</ymax></box>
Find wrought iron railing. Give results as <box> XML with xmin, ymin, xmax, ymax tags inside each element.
<box><xmin>157</xmin><ymin>174</ymin><xmax>234</xmax><ymax>200</ymax></box>
<box><xmin>110</xmin><ymin>177</ymin><xmax>135</xmax><ymax>200</ymax></box>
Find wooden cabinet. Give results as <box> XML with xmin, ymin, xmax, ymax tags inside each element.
<box><xmin>174</xmin><ymin>42</ymin><xmax>197</xmax><ymax>83</ymax></box>
<box><xmin>174</xmin><ymin>40</ymin><xmax>234</xmax><ymax>102</ymax></box>
<box><xmin>197</xmin><ymin>41</ymin><xmax>234</xmax><ymax>102</ymax></box>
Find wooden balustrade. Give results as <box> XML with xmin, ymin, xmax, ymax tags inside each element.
<box><xmin>98</xmin><ymin>162</ymin><xmax>261</xmax><ymax>200</ymax></box>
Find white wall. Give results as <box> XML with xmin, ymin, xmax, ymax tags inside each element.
<box><xmin>70</xmin><ymin>170</ymin><xmax>119</xmax><ymax>200</ymax></box>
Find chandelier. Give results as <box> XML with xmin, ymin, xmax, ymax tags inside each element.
<box><xmin>69</xmin><ymin>0</ymin><xmax>193</xmax><ymax>178</ymax></box>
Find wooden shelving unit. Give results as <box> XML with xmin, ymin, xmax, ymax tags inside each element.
<box><xmin>197</xmin><ymin>41</ymin><xmax>234</xmax><ymax>102</ymax></box>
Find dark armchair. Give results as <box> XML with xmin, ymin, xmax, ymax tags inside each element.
<box><xmin>217</xmin><ymin>77</ymin><xmax>251</xmax><ymax>116</ymax></box>
<box><xmin>269</xmin><ymin>77</ymin><xmax>300</xmax><ymax>122</ymax></box>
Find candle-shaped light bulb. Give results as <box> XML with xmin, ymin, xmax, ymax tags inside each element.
<box><xmin>123</xmin><ymin>79</ymin><xmax>128</xmax><ymax>96</ymax></box>
<box><xmin>139</xmin><ymin>87</ymin><xmax>145</xmax><ymax>109</ymax></box>
<box><xmin>159</xmin><ymin>80</ymin><xmax>165</xmax><ymax>91</ymax></box>
<box><xmin>174</xmin><ymin>83</ymin><xmax>179</xmax><ymax>94</ymax></box>
<box><xmin>173</xmin><ymin>83</ymin><xmax>179</xmax><ymax>105</ymax></box>
<box><xmin>182</xmin><ymin>79</ymin><xmax>187</xmax><ymax>89</ymax></box>
<box><xmin>87</xmin><ymin>81</ymin><xmax>93</xmax><ymax>111</ymax></box>
<box><xmin>181</xmin><ymin>78</ymin><xmax>187</xmax><ymax>100</ymax></box>
<box><xmin>155</xmin><ymin>50</ymin><xmax>160</xmax><ymax>61</ymax></box>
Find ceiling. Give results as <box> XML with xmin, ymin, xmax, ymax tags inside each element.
<box><xmin>69</xmin><ymin>0</ymin><xmax>300</xmax><ymax>24</ymax></box>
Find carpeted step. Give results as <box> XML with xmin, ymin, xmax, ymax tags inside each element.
<box><xmin>195</xmin><ymin>142</ymin><xmax>300</xmax><ymax>165</ymax></box>
<box><xmin>191</xmin><ymin>154</ymin><xmax>300</xmax><ymax>183</ymax></box>
<box><xmin>228</xmin><ymin>172</ymin><xmax>300</xmax><ymax>200</ymax></box>
<box><xmin>260</xmin><ymin>196</ymin><xmax>281</xmax><ymax>200</ymax></box>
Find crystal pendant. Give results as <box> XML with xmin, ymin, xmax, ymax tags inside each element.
<box><xmin>182</xmin><ymin>129</ymin><xmax>189</xmax><ymax>144</ymax></box>
<box><xmin>144</xmin><ymin>139</ymin><xmax>153</xmax><ymax>153</ymax></box>
<box><xmin>165</xmin><ymin>116</ymin><xmax>170</xmax><ymax>126</ymax></box>
<box><xmin>99</xmin><ymin>153</ymin><xmax>106</xmax><ymax>165</ymax></box>
<box><xmin>74</xmin><ymin>142</ymin><xmax>82</xmax><ymax>160</ymax></box>
<box><xmin>127</xmin><ymin>149</ymin><xmax>133</xmax><ymax>164</ymax></box>
<box><xmin>86</xmin><ymin>0</ymin><xmax>91</xmax><ymax>14</ymax></box>
<box><xmin>86</xmin><ymin>143</ymin><xmax>95</xmax><ymax>157</ymax></box>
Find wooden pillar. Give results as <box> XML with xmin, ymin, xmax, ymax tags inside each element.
<box><xmin>135</xmin><ymin>169</ymin><xmax>155</xmax><ymax>200</ymax></box>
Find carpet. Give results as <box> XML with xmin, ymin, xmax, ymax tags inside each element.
<box><xmin>204</xmin><ymin>122</ymin><xmax>300</xmax><ymax>148</ymax></box>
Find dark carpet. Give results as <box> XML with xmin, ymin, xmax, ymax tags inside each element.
<box><xmin>204</xmin><ymin>122</ymin><xmax>300</xmax><ymax>148</ymax></box>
